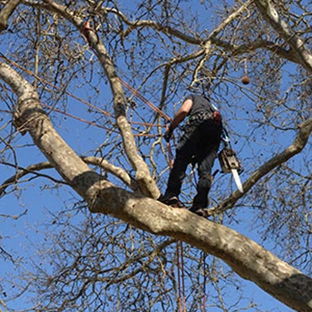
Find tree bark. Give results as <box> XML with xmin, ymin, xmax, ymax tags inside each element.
<box><xmin>255</xmin><ymin>0</ymin><xmax>312</xmax><ymax>73</ymax></box>
<box><xmin>0</xmin><ymin>0</ymin><xmax>21</xmax><ymax>32</ymax></box>
<box><xmin>0</xmin><ymin>62</ymin><xmax>103</xmax><ymax>201</ymax></box>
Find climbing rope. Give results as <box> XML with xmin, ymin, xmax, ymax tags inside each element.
<box><xmin>0</xmin><ymin>55</ymin><xmax>170</xmax><ymax>136</ymax></box>
<box><xmin>166</xmin><ymin>136</ymin><xmax>186</xmax><ymax>312</ymax></box>
<box><xmin>176</xmin><ymin>241</ymin><xmax>186</xmax><ymax>312</ymax></box>
<box><xmin>202</xmin><ymin>251</ymin><xmax>208</xmax><ymax>312</ymax></box>
<box><xmin>119</xmin><ymin>77</ymin><xmax>171</xmax><ymax>122</ymax></box>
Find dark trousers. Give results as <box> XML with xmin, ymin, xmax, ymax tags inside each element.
<box><xmin>164</xmin><ymin>119</ymin><xmax>222</xmax><ymax>209</ymax></box>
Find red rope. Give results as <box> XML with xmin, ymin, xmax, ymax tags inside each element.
<box><xmin>180</xmin><ymin>241</ymin><xmax>186</xmax><ymax>312</ymax></box>
<box><xmin>176</xmin><ymin>241</ymin><xmax>187</xmax><ymax>312</ymax></box>
<box><xmin>167</xmin><ymin>136</ymin><xmax>186</xmax><ymax>312</ymax></box>
<box><xmin>119</xmin><ymin>77</ymin><xmax>171</xmax><ymax>122</ymax></box>
<box><xmin>176</xmin><ymin>243</ymin><xmax>182</xmax><ymax>311</ymax></box>
<box><xmin>0</xmin><ymin>56</ymin><xmax>170</xmax><ymax>135</ymax></box>
<box><xmin>202</xmin><ymin>252</ymin><xmax>207</xmax><ymax>312</ymax></box>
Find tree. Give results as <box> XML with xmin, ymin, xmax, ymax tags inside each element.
<box><xmin>0</xmin><ymin>0</ymin><xmax>311</xmax><ymax>311</ymax></box>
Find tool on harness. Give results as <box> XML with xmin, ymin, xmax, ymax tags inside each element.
<box><xmin>218</xmin><ymin>128</ymin><xmax>244</xmax><ymax>193</ymax></box>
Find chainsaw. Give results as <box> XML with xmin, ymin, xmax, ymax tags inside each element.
<box><xmin>218</xmin><ymin>129</ymin><xmax>244</xmax><ymax>193</ymax></box>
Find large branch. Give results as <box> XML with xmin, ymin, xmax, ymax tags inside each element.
<box><xmin>0</xmin><ymin>61</ymin><xmax>104</xmax><ymax>201</ymax></box>
<box><xmin>88</xmin><ymin>184</ymin><xmax>312</xmax><ymax>311</ymax></box>
<box><xmin>0</xmin><ymin>0</ymin><xmax>21</xmax><ymax>32</ymax></box>
<box><xmin>1</xmin><ymin>61</ymin><xmax>311</xmax><ymax>312</ymax></box>
<box><xmin>255</xmin><ymin>0</ymin><xmax>312</xmax><ymax>73</ymax></box>
<box><xmin>41</xmin><ymin>0</ymin><xmax>160</xmax><ymax>199</ymax></box>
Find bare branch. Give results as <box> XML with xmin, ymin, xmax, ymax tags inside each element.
<box><xmin>0</xmin><ymin>157</ymin><xmax>139</xmax><ymax>198</ymax></box>
<box><xmin>1</xmin><ymin>2</ymin><xmax>311</xmax><ymax>310</ymax></box>
<box><xmin>209</xmin><ymin>118</ymin><xmax>312</xmax><ymax>215</ymax></box>
<box><xmin>255</xmin><ymin>0</ymin><xmax>312</xmax><ymax>72</ymax></box>
<box><xmin>81</xmin><ymin>156</ymin><xmax>139</xmax><ymax>192</ymax></box>
<box><xmin>40</xmin><ymin>0</ymin><xmax>160</xmax><ymax>199</ymax></box>
<box><xmin>0</xmin><ymin>0</ymin><xmax>21</xmax><ymax>32</ymax></box>
<box><xmin>0</xmin><ymin>161</ymin><xmax>65</xmax><ymax>197</ymax></box>
<box><xmin>96</xmin><ymin>0</ymin><xmax>308</xmax><ymax>69</ymax></box>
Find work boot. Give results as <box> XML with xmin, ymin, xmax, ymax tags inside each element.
<box><xmin>158</xmin><ymin>195</ymin><xmax>185</xmax><ymax>208</ymax></box>
<box><xmin>189</xmin><ymin>206</ymin><xmax>210</xmax><ymax>218</ymax></box>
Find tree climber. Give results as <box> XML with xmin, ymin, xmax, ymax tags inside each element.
<box><xmin>158</xmin><ymin>94</ymin><xmax>223</xmax><ymax>217</ymax></box>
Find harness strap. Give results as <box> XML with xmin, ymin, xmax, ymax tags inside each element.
<box><xmin>188</xmin><ymin>110</ymin><xmax>222</xmax><ymax>124</ymax></box>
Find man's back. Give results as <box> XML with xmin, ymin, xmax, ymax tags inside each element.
<box><xmin>185</xmin><ymin>94</ymin><xmax>216</xmax><ymax>116</ymax></box>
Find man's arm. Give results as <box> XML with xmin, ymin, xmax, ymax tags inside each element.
<box><xmin>164</xmin><ymin>98</ymin><xmax>193</xmax><ymax>142</ymax></box>
<box><xmin>169</xmin><ymin>98</ymin><xmax>193</xmax><ymax>131</ymax></box>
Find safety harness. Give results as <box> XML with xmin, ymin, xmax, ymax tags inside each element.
<box><xmin>187</xmin><ymin>110</ymin><xmax>222</xmax><ymax>124</ymax></box>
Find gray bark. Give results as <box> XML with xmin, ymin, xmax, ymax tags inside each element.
<box><xmin>0</xmin><ymin>0</ymin><xmax>21</xmax><ymax>32</ymax></box>
<box><xmin>255</xmin><ymin>0</ymin><xmax>312</xmax><ymax>73</ymax></box>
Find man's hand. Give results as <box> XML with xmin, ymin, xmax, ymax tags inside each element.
<box><xmin>164</xmin><ymin>126</ymin><xmax>173</xmax><ymax>142</ymax></box>
<box><xmin>163</xmin><ymin>98</ymin><xmax>192</xmax><ymax>142</ymax></box>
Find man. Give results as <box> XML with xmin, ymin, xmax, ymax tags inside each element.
<box><xmin>158</xmin><ymin>94</ymin><xmax>223</xmax><ymax>216</ymax></box>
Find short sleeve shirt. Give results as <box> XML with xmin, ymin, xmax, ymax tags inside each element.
<box><xmin>185</xmin><ymin>94</ymin><xmax>217</xmax><ymax>117</ymax></box>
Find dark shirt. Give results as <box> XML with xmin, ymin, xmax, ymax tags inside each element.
<box><xmin>185</xmin><ymin>94</ymin><xmax>217</xmax><ymax>117</ymax></box>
